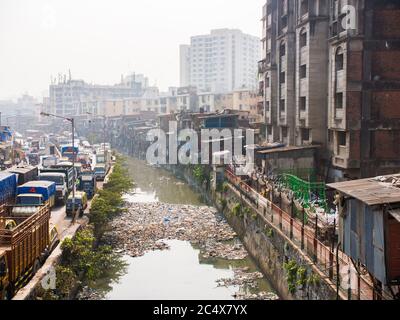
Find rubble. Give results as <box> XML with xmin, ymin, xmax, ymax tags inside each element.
<box><xmin>233</xmin><ymin>291</ymin><xmax>279</xmax><ymax>300</ymax></box>
<box><xmin>216</xmin><ymin>268</ymin><xmax>264</xmax><ymax>289</ymax></box>
<box><xmin>106</xmin><ymin>202</ymin><xmax>246</xmax><ymax>260</ymax></box>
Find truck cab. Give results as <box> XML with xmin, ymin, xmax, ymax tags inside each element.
<box><xmin>38</xmin><ymin>172</ymin><xmax>68</xmax><ymax>205</ymax></box>
<box><xmin>94</xmin><ymin>164</ymin><xmax>107</xmax><ymax>181</ymax></box>
<box><xmin>66</xmin><ymin>192</ymin><xmax>88</xmax><ymax>217</ymax></box>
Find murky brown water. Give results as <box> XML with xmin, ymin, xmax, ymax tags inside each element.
<box><xmin>90</xmin><ymin>156</ymin><xmax>277</xmax><ymax>300</ymax></box>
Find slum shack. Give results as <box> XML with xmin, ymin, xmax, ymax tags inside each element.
<box><xmin>328</xmin><ymin>174</ymin><xmax>400</xmax><ymax>298</ymax></box>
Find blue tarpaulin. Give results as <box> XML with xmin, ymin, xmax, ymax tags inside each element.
<box><xmin>0</xmin><ymin>172</ymin><xmax>17</xmax><ymax>204</ymax></box>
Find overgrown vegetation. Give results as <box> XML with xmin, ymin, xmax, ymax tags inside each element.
<box><xmin>37</xmin><ymin>155</ymin><xmax>132</xmax><ymax>300</ymax></box>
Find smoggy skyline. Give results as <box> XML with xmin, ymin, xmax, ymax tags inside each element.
<box><xmin>0</xmin><ymin>0</ymin><xmax>264</xmax><ymax>100</ymax></box>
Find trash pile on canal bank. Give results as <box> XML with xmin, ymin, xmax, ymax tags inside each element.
<box><xmin>105</xmin><ymin>202</ymin><xmax>248</xmax><ymax>260</ymax></box>
<box><xmin>217</xmin><ymin>268</ymin><xmax>279</xmax><ymax>301</ymax></box>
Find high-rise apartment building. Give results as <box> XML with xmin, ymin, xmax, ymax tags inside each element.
<box><xmin>180</xmin><ymin>29</ymin><xmax>261</xmax><ymax>93</ymax></box>
<box><xmin>260</xmin><ymin>0</ymin><xmax>400</xmax><ymax>181</ymax></box>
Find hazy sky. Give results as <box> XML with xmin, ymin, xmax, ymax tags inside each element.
<box><xmin>0</xmin><ymin>0</ymin><xmax>264</xmax><ymax>100</ymax></box>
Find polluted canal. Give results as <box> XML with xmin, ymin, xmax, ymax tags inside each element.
<box><xmin>79</xmin><ymin>157</ymin><xmax>279</xmax><ymax>300</ymax></box>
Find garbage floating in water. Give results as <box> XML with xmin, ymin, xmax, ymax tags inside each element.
<box><xmin>106</xmin><ymin>202</ymin><xmax>245</xmax><ymax>260</ymax></box>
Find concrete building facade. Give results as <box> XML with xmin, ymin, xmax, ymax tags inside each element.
<box><xmin>260</xmin><ymin>0</ymin><xmax>400</xmax><ymax>181</ymax></box>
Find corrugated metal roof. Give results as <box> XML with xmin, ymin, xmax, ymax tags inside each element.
<box><xmin>389</xmin><ymin>209</ymin><xmax>400</xmax><ymax>223</ymax></box>
<box><xmin>328</xmin><ymin>174</ymin><xmax>400</xmax><ymax>206</ymax></box>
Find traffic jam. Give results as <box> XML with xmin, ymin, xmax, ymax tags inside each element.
<box><xmin>0</xmin><ymin>132</ymin><xmax>112</xmax><ymax>299</ymax></box>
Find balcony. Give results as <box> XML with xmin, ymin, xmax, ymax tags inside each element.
<box><xmin>258</xmin><ymin>59</ymin><xmax>268</xmax><ymax>74</ymax></box>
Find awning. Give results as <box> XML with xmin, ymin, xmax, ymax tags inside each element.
<box><xmin>389</xmin><ymin>209</ymin><xmax>400</xmax><ymax>223</ymax></box>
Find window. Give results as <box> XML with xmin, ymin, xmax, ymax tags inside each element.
<box><xmin>265</xmin><ymin>101</ymin><xmax>270</xmax><ymax>112</ymax></box>
<box><xmin>335</xmin><ymin>92</ymin><xmax>343</xmax><ymax>109</ymax></box>
<box><xmin>301</xmin><ymin>128</ymin><xmax>310</xmax><ymax>141</ymax></box>
<box><xmin>328</xmin><ymin>130</ymin><xmax>333</xmax><ymax>143</ymax></box>
<box><xmin>281</xmin><ymin>16</ymin><xmax>288</xmax><ymax>28</ymax></box>
<box><xmin>338</xmin><ymin>131</ymin><xmax>346</xmax><ymax>146</ymax></box>
<box><xmin>335</xmin><ymin>48</ymin><xmax>344</xmax><ymax>71</ymax></box>
<box><xmin>267</xmin><ymin>125</ymin><xmax>272</xmax><ymax>135</ymax></box>
<box><xmin>300</xmin><ymin>97</ymin><xmax>306</xmax><ymax>111</ymax></box>
<box><xmin>300</xmin><ymin>29</ymin><xmax>307</xmax><ymax>48</ymax></box>
<box><xmin>300</xmin><ymin>65</ymin><xmax>307</xmax><ymax>79</ymax></box>
<box><xmin>280</xmin><ymin>42</ymin><xmax>286</xmax><ymax>57</ymax></box>
<box><xmin>282</xmin><ymin>127</ymin><xmax>288</xmax><ymax>137</ymax></box>
<box><xmin>266</xmin><ymin>77</ymin><xmax>270</xmax><ymax>88</ymax></box>
<box><xmin>301</xmin><ymin>0</ymin><xmax>309</xmax><ymax>16</ymax></box>
<box><xmin>280</xmin><ymin>99</ymin><xmax>285</xmax><ymax>112</ymax></box>
<box><xmin>280</xmin><ymin>72</ymin><xmax>286</xmax><ymax>84</ymax></box>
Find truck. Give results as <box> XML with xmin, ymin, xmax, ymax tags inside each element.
<box><xmin>42</xmin><ymin>155</ymin><xmax>58</xmax><ymax>168</ymax></box>
<box><xmin>14</xmin><ymin>181</ymin><xmax>56</xmax><ymax>215</ymax></box>
<box><xmin>78</xmin><ymin>172</ymin><xmax>97</xmax><ymax>198</ymax></box>
<box><xmin>8</xmin><ymin>166</ymin><xmax>38</xmax><ymax>186</ymax></box>
<box><xmin>94</xmin><ymin>164</ymin><xmax>107</xmax><ymax>181</ymax></box>
<box><xmin>0</xmin><ymin>205</ymin><xmax>51</xmax><ymax>299</ymax></box>
<box><xmin>40</xmin><ymin>165</ymin><xmax>74</xmax><ymax>193</ymax></box>
<box><xmin>38</xmin><ymin>172</ymin><xmax>68</xmax><ymax>205</ymax></box>
<box><xmin>0</xmin><ymin>172</ymin><xmax>17</xmax><ymax>207</ymax></box>
<box><xmin>61</xmin><ymin>145</ymin><xmax>79</xmax><ymax>162</ymax></box>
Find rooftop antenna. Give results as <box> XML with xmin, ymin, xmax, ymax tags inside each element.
<box><xmin>69</xmin><ymin>69</ymin><xmax>72</xmax><ymax>81</ymax></box>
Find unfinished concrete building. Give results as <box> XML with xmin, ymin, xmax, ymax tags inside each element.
<box><xmin>260</xmin><ymin>0</ymin><xmax>400</xmax><ymax>181</ymax></box>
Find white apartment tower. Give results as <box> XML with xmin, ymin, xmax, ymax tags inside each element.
<box><xmin>180</xmin><ymin>29</ymin><xmax>261</xmax><ymax>93</ymax></box>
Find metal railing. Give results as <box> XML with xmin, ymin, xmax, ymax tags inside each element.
<box><xmin>224</xmin><ymin>169</ymin><xmax>391</xmax><ymax>300</ymax></box>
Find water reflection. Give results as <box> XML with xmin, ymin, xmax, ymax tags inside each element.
<box><xmin>86</xmin><ymin>155</ymin><xmax>277</xmax><ymax>300</ymax></box>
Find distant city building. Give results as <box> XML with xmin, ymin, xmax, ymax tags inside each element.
<box><xmin>49</xmin><ymin>73</ymin><xmax>149</xmax><ymax>116</ymax></box>
<box><xmin>180</xmin><ymin>29</ymin><xmax>261</xmax><ymax>93</ymax></box>
<box><xmin>179</xmin><ymin>45</ymin><xmax>191</xmax><ymax>87</ymax></box>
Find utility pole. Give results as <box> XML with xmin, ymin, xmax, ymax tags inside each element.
<box><xmin>40</xmin><ymin>112</ymin><xmax>77</xmax><ymax>224</ymax></box>
<box><xmin>71</xmin><ymin>118</ymin><xmax>76</xmax><ymax>223</ymax></box>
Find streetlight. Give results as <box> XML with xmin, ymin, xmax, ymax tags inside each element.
<box><xmin>40</xmin><ymin>112</ymin><xmax>78</xmax><ymax>224</ymax></box>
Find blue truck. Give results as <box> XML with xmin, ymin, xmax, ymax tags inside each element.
<box><xmin>14</xmin><ymin>181</ymin><xmax>56</xmax><ymax>214</ymax></box>
<box><xmin>0</xmin><ymin>172</ymin><xmax>17</xmax><ymax>206</ymax></box>
<box><xmin>78</xmin><ymin>172</ymin><xmax>97</xmax><ymax>199</ymax></box>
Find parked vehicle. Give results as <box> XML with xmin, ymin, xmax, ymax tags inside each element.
<box><xmin>0</xmin><ymin>205</ymin><xmax>51</xmax><ymax>299</ymax></box>
<box><xmin>66</xmin><ymin>191</ymin><xmax>88</xmax><ymax>218</ymax></box>
<box><xmin>78</xmin><ymin>172</ymin><xmax>97</xmax><ymax>198</ymax></box>
<box><xmin>8</xmin><ymin>166</ymin><xmax>38</xmax><ymax>186</ymax></box>
<box><xmin>38</xmin><ymin>172</ymin><xmax>68</xmax><ymax>205</ymax></box>
<box><xmin>14</xmin><ymin>181</ymin><xmax>56</xmax><ymax>215</ymax></box>
<box><xmin>0</xmin><ymin>172</ymin><xmax>17</xmax><ymax>206</ymax></box>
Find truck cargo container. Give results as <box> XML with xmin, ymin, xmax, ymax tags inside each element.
<box><xmin>16</xmin><ymin>181</ymin><xmax>56</xmax><ymax>210</ymax></box>
<box><xmin>0</xmin><ymin>205</ymin><xmax>51</xmax><ymax>299</ymax></box>
<box><xmin>0</xmin><ymin>172</ymin><xmax>17</xmax><ymax>206</ymax></box>
<box><xmin>8</xmin><ymin>166</ymin><xmax>38</xmax><ymax>186</ymax></box>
